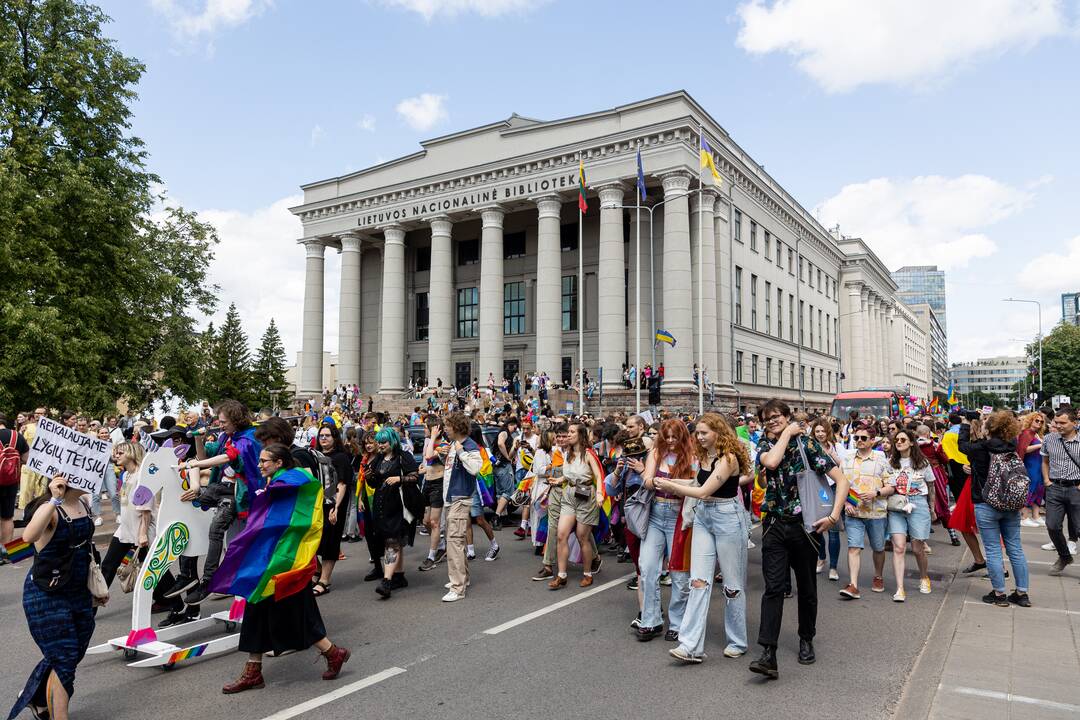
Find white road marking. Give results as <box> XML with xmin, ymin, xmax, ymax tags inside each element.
<box><xmin>963</xmin><ymin>600</ymin><xmax>1080</xmax><ymax>615</ymax></box>
<box><xmin>257</xmin><ymin>667</ymin><xmax>407</xmax><ymax>720</ymax></box>
<box><xmin>483</xmin><ymin>572</ymin><xmax>635</xmax><ymax>635</ymax></box>
<box><xmin>941</xmin><ymin>685</ymin><xmax>1080</xmax><ymax>713</ymax></box>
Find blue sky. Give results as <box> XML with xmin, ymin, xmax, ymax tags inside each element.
<box><xmin>97</xmin><ymin>0</ymin><xmax>1080</xmax><ymax>366</ymax></box>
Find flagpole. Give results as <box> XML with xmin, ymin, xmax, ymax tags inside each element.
<box><xmin>635</xmin><ymin>146</ymin><xmax>642</xmax><ymax>415</ymax></box>
<box><xmin>697</xmin><ymin>125</ymin><xmax>705</xmax><ymax>417</ymax></box>
<box><xmin>578</xmin><ymin>153</ymin><xmax>584</xmax><ymax>415</ymax></box>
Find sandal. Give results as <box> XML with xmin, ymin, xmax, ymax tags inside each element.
<box><xmin>312</xmin><ymin>581</ymin><xmax>331</xmax><ymax>597</ymax></box>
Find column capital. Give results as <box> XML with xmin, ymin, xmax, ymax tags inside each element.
<box><xmin>381</xmin><ymin>224</ymin><xmax>406</xmax><ymax>244</ymax></box>
<box><xmin>660</xmin><ymin>171</ymin><xmax>692</xmax><ymax>195</ymax></box>
<box><xmin>533</xmin><ymin>195</ymin><xmax>562</xmax><ymax>219</ymax></box>
<box><xmin>429</xmin><ymin>215</ymin><xmax>453</xmax><ymax>237</ymax></box>
<box><xmin>302</xmin><ymin>239</ymin><xmax>326</xmax><ymax>259</ymax></box>
<box><xmin>597</xmin><ymin>183</ymin><xmax>625</xmax><ymax>208</ymax></box>
<box><xmin>478</xmin><ymin>206</ymin><xmax>506</xmax><ymax>228</ymax></box>
<box><xmin>690</xmin><ymin>189</ymin><xmax>718</xmax><ymax>213</ymax></box>
<box><xmin>336</xmin><ymin>231</ymin><xmax>364</xmax><ymax>253</ymax></box>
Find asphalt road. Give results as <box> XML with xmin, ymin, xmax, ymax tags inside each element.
<box><xmin>1</xmin><ymin>522</ymin><xmax>967</xmax><ymax>720</ymax></box>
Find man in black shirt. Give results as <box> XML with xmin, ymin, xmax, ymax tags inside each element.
<box><xmin>0</xmin><ymin>413</ymin><xmax>30</xmax><ymax>562</ymax></box>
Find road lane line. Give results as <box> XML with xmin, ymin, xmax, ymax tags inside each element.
<box><xmin>941</xmin><ymin>685</ymin><xmax>1080</xmax><ymax>713</ymax></box>
<box><xmin>257</xmin><ymin>666</ymin><xmax>406</xmax><ymax>720</ymax></box>
<box><xmin>483</xmin><ymin>573</ymin><xmax>635</xmax><ymax>635</ymax></box>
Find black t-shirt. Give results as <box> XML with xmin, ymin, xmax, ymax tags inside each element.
<box><xmin>0</xmin><ymin>428</ymin><xmax>30</xmax><ymax>455</ymax></box>
<box><xmin>698</xmin><ymin>458</ymin><xmax>737</xmax><ymax>499</ymax></box>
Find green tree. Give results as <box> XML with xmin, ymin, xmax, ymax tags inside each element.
<box><xmin>961</xmin><ymin>389</ymin><xmax>1005</xmax><ymax>410</ymax></box>
<box><xmin>1029</xmin><ymin>323</ymin><xmax>1080</xmax><ymax>404</ymax></box>
<box><xmin>252</xmin><ymin>318</ymin><xmax>291</xmax><ymax>411</ymax></box>
<box><xmin>0</xmin><ymin>0</ymin><xmax>217</xmax><ymax>413</ymax></box>
<box><xmin>206</xmin><ymin>303</ymin><xmax>253</xmax><ymax>405</ymax></box>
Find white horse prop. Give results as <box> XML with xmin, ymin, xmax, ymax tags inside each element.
<box><xmin>88</xmin><ymin>441</ymin><xmax>244</xmax><ymax>669</ymax></box>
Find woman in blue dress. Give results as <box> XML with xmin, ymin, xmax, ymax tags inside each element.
<box><xmin>9</xmin><ymin>475</ymin><xmax>97</xmax><ymax>720</ymax></box>
<box><xmin>1016</xmin><ymin>413</ymin><xmax>1046</xmax><ymax>527</ymax></box>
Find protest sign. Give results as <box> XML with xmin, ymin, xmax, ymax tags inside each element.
<box><xmin>26</xmin><ymin>417</ymin><xmax>111</xmax><ymax>494</ymax></box>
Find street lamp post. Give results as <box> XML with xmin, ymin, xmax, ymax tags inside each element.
<box><xmin>1003</xmin><ymin>298</ymin><xmax>1043</xmax><ymax>395</ymax></box>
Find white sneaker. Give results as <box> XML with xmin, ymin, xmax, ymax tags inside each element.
<box><xmin>747</xmin><ymin>539</ymin><xmax>756</xmax><ymax>549</ymax></box>
<box><xmin>1021</xmin><ymin>518</ymin><xmax>1039</xmax><ymax>528</ymax></box>
<box><xmin>919</xmin><ymin>577</ymin><xmax>932</xmax><ymax>595</ymax></box>
<box><xmin>93</xmin><ymin>517</ymin><xmax>103</xmax><ymax>527</ymax></box>
<box><xmin>1043</xmin><ymin>541</ymin><xmax>1057</xmax><ymax>551</ymax></box>
<box><xmin>816</xmin><ymin>560</ymin><xmax>826</xmax><ymax>574</ymax></box>
<box><xmin>828</xmin><ymin>568</ymin><xmax>839</xmax><ymax>581</ymax></box>
<box><xmin>893</xmin><ymin>588</ymin><xmax>906</xmax><ymax>603</ymax></box>
<box><xmin>722</xmin><ymin>646</ymin><xmax>745</xmax><ymax>658</ymax></box>
<box><xmin>1072</xmin><ymin>541</ymin><xmax>1078</xmax><ymax>555</ymax></box>
<box><xmin>443</xmin><ymin>581</ymin><xmax>470</xmax><ymax>589</ymax></box>
<box><xmin>441</xmin><ymin>591</ymin><xmax>464</xmax><ymax>602</ymax></box>
<box><xmin>1037</xmin><ymin>517</ymin><xmax>1046</xmax><ymax>526</ymax></box>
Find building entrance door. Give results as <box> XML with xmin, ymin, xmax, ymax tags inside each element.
<box><xmin>455</xmin><ymin>362</ymin><xmax>472</xmax><ymax>390</ymax></box>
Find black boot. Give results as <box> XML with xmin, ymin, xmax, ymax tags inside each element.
<box><xmin>798</xmin><ymin>638</ymin><xmax>816</xmax><ymax>665</ymax></box>
<box><xmin>390</xmin><ymin>572</ymin><xmax>408</xmax><ymax>589</ymax></box>
<box><xmin>364</xmin><ymin>562</ymin><xmax>383</xmax><ymax>582</ymax></box>
<box><xmin>749</xmin><ymin>646</ymin><xmax>778</xmax><ymax>679</ymax></box>
<box><xmin>375</xmin><ymin>579</ymin><xmax>392</xmax><ymax>599</ymax></box>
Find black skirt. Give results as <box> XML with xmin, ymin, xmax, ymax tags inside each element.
<box><xmin>317</xmin><ymin>502</ymin><xmax>346</xmax><ymax>561</ymax></box>
<box><xmin>238</xmin><ymin>588</ymin><xmax>327</xmax><ymax>655</ymax></box>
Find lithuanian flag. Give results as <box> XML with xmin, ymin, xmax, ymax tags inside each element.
<box><xmin>578</xmin><ymin>160</ymin><xmax>587</xmax><ymax>212</ymax></box>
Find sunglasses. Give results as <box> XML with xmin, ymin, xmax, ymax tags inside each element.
<box><xmin>853</xmin><ymin>435</ymin><xmax>870</xmax><ymax>441</ymax></box>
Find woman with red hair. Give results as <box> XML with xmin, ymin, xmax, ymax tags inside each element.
<box><xmin>637</xmin><ymin>419</ymin><xmax>698</xmax><ymax>643</ymax></box>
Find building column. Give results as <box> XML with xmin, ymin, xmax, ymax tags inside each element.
<box><xmin>713</xmin><ymin>196</ymin><xmax>732</xmax><ymax>388</ymax></box>
<box><xmin>885</xmin><ymin>304</ymin><xmax>896</xmax><ymax>388</ymax></box>
<box><xmin>845</xmin><ymin>284</ymin><xmax>864</xmax><ymax>392</ymax></box>
<box><xmin>300</xmin><ymin>239</ymin><xmax>325</xmax><ymax>398</ymax></box>
<box><xmin>597</xmin><ymin>185</ymin><xmax>626</xmax><ymax>389</ymax></box>
<box><xmin>869</xmin><ymin>296</ymin><xmax>883</xmax><ymax>386</ymax></box>
<box><xmin>660</xmin><ymin>172</ymin><xmax>693</xmax><ymax>389</ymax></box>
<box><xmin>478</xmin><ymin>207</ymin><xmax>505</xmax><ymax>385</ymax></box>
<box><xmin>428</xmin><ymin>216</ymin><xmax>454</xmax><ymax>389</ymax></box>
<box><xmin>379</xmin><ymin>225</ymin><xmax>406</xmax><ymax>394</ymax></box>
<box><xmin>860</xmin><ymin>287</ymin><xmax>873</xmax><ymax>388</ymax></box>
<box><xmin>534</xmin><ymin>196</ymin><xmax>562</xmax><ymax>379</ymax></box>
<box><xmin>336</xmin><ymin>232</ymin><xmax>363</xmax><ymax>388</ymax></box>
<box><xmin>690</xmin><ymin>190</ymin><xmax>718</xmax><ymax>387</ymax></box>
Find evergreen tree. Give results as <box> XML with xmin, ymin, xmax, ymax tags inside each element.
<box><xmin>252</xmin><ymin>319</ymin><xmax>291</xmax><ymax>410</ymax></box>
<box><xmin>207</xmin><ymin>304</ymin><xmax>253</xmax><ymax>405</ymax></box>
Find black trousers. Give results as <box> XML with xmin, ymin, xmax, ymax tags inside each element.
<box><xmin>201</xmin><ymin>496</ymin><xmax>237</xmax><ymax>584</ymax></box>
<box><xmin>757</xmin><ymin>517</ymin><xmax>820</xmax><ymax>648</ymax></box>
<box><xmin>364</xmin><ymin>509</ymin><xmax>386</xmax><ymax>569</ymax></box>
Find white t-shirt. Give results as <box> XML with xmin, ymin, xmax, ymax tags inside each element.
<box><xmin>114</xmin><ymin>469</ymin><xmax>155</xmax><ymax>544</ymax></box>
<box><xmin>887</xmin><ymin>456</ymin><xmax>930</xmax><ymax>497</ymax></box>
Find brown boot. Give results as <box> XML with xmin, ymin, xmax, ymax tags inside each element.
<box><xmin>321</xmin><ymin>644</ymin><xmax>351</xmax><ymax>680</ymax></box>
<box><xmin>223</xmin><ymin>661</ymin><xmax>265</xmax><ymax>694</ymax></box>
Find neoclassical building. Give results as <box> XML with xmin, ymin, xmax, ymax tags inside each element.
<box><xmin>290</xmin><ymin>91</ymin><xmax>925</xmax><ymax>412</ymax></box>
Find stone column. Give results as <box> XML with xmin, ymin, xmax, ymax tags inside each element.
<box><xmin>884</xmin><ymin>304</ymin><xmax>896</xmax><ymax>387</ymax></box>
<box><xmin>534</xmin><ymin>197</ymin><xmax>562</xmax><ymax>379</ymax></box>
<box><xmin>300</xmin><ymin>240</ymin><xmax>326</xmax><ymax>398</ymax></box>
<box><xmin>690</xmin><ymin>190</ymin><xmax>718</xmax><ymax>388</ymax></box>
<box><xmin>379</xmin><ymin>225</ymin><xmax>406</xmax><ymax>394</ymax></box>
<box><xmin>713</xmin><ymin>197</ymin><xmax>733</xmax><ymax>388</ymax></box>
<box><xmin>597</xmin><ymin>185</ymin><xmax>626</xmax><ymax>389</ymax></box>
<box><xmin>843</xmin><ymin>284</ymin><xmax>863</xmax><ymax>391</ymax></box>
<box><xmin>869</xmin><ymin>296</ymin><xmax>882</xmax><ymax>386</ymax></box>
<box><xmin>660</xmin><ymin>172</ymin><xmax>693</xmax><ymax>389</ymax></box>
<box><xmin>860</xmin><ymin>287</ymin><xmax>873</xmax><ymax>389</ymax></box>
<box><xmin>428</xmin><ymin>216</ymin><xmax>453</xmax><ymax>389</ymax></box>
<box><xmin>478</xmin><ymin>207</ymin><xmax>505</xmax><ymax>385</ymax></box>
<box><xmin>336</xmin><ymin>232</ymin><xmax>363</xmax><ymax>388</ymax></box>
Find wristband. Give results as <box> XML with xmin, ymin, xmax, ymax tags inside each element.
<box><xmin>50</xmin><ymin>497</ymin><xmax>63</xmax><ymax>507</ymax></box>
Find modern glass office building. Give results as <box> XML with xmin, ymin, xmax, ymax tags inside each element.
<box><xmin>1063</xmin><ymin>291</ymin><xmax>1080</xmax><ymax>326</ymax></box>
<box><xmin>892</xmin><ymin>266</ymin><xmax>947</xmax><ymax>333</ymax></box>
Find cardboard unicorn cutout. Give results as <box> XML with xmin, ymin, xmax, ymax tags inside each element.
<box><xmin>88</xmin><ymin>440</ymin><xmax>243</xmax><ymax>669</ymax></box>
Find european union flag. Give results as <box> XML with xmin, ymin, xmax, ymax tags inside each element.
<box><xmin>636</xmin><ymin>150</ymin><xmax>646</xmax><ymax>201</ymax></box>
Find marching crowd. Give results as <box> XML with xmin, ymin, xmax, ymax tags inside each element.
<box><xmin>2</xmin><ymin>395</ymin><xmax>1079</xmax><ymax>718</ymax></box>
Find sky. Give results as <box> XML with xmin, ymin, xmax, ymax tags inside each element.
<box><xmin>96</xmin><ymin>0</ymin><xmax>1080</xmax><ymax>367</ymax></box>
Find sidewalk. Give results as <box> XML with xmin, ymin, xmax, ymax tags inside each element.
<box><xmin>897</xmin><ymin>523</ymin><xmax>1080</xmax><ymax>719</ymax></box>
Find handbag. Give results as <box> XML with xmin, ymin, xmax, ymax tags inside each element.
<box><xmin>116</xmin><ymin>548</ymin><xmax>141</xmax><ymax>594</ymax></box>
<box><xmin>88</xmin><ymin>551</ymin><xmax>109</xmax><ymax>607</ymax></box>
<box><xmin>795</xmin><ymin>439</ymin><xmax>835</xmax><ymax>533</ymax></box>
<box><xmin>624</xmin><ymin>485</ymin><xmax>653</xmax><ymax>538</ymax></box>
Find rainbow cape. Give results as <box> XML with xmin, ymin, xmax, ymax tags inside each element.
<box><xmin>476</xmin><ymin>443</ymin><xmax>495</xmax><ymax>507</ymax></box>
<box><xmin>209</xmin><ymin>467</ymin><xmax>323</xmax><ymax>603</ymax></box>
<box><xmin>588</xmin><ymin>447</ymin><xmax>612</xmax><ymax>543</ymax></box>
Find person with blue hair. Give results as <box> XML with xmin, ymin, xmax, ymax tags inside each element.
<box><xmin>367</xmin><ymin>426</ymin><xmax>422</xmax><ymax>599</ymax></box>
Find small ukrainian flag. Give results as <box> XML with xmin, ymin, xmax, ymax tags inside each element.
<box><xmin>700</xmin><ymin>136</ymin><xmax>721</xmax><ymax>186</ymax></box>
<box><xmin>654</xmin><ymin>329</ymin><xmax>676</xmax><ymax>348</ymax></box>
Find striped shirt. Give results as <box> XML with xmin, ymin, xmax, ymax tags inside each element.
<box><xmin>1040</xmin><ymin>432</ymin><xmax>1080</xmax><ymax>482</ymax></box>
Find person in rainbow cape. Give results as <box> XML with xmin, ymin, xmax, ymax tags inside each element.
<box><xmin>210</xmin><ymin>443</ymin><xmax>350</xmax><ymax>694</ymax></box>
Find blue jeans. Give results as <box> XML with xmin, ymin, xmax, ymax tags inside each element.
<box><xmin>93</xmin><ymin>469</ymin><xmax>120</xmax><ymax>517</ymax></box>
<box><xmin>816</xmin><ymin>528</ymin><xmax>841</xmax><ymax>569</ymax></box>
<box><xmin>639</xmin><ymin>499</ymin><xmax>689</xmax><ymax>631</ymax></box>
<box><xmin>678</xmin><ymin>499</ymin><xmax>749</xmax><ymax>657</ymax></box>
<box><xmin>493</xmin><ymin>463</ymin><xmax>515</xmax><ymax>501</ymax></box>
<box><xmin>974</xmin><ymin>503</ymin><xmax>1029</xmax><ymax>594</ymax></box>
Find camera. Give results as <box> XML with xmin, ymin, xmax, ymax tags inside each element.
<box><xmin>962</xmin><ymin>410</ymin><xmax>980</xmax><ymax>421</ymax></box>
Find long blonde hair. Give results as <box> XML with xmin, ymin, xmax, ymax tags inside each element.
<box><xmin>1019</xmin><ymin>412</ymin><xmax>1045</xmax><ymax>437</ymax></box>
<box><xmin>695</xmin><ymin>413</ymin><xmax>750</xmax><ymax>477</ymax></box>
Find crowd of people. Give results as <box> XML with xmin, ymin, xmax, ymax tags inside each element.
<box><xmin>2</xmin><ymin>394</ymin><xmax>1078</xmax><ymax>717</ymax></box>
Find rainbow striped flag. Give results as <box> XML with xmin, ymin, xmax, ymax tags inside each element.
<box><xmin>209</xmin><ymin>467</ymin><xmax>323</xmax><ymax>603</ymax></box>
<box><xmin>3</xmin><ymin>538</ymin><xmax>33</xmax><ymax>563</ymax></box>
<box><xmin>476</xmin><ymin>444</ymin><xmax>495</xmax><ymax>507</ymax></box>
<box><xmin>577</xmin><ymin>160</ymin><xmax>588</xmax><ymax>213</ymax></box>
<box><xmin>846</xmin><ymin>490</ymin><xmax>861</xmax><ymax>507</ymax></box>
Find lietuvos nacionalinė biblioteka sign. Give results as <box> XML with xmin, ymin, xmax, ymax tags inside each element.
<box><xmin>355</xmin><ymin>171</ymin><xmax>579</xmax><ymax>229</ymax></box>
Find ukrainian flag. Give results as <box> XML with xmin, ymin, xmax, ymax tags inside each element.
<box><xmin>655</xmin><ymin>329</ymin><xmax>676</xmax><ymax>348</ymax></box>
<box><xmin>700</xmin><ymin>136</ymin><xmax>721</xmax><ymax>186</ymax></box>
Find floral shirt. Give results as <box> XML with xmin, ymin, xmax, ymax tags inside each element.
<box><xmin>755</xmin><ymin>435</ymin><xmax>836</xmax><ymax>518</ymax></box>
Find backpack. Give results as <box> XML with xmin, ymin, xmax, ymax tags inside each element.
<box><xmin>0</xmin><ymin>431</ymin><xmax>20</xmax><ymax>487</ymax></box>
<box><xmin>309</xmin><ymin>448</ymin><xmax>339</xmax><ymax>506</ymax></box>
<box><xmin>984</xmin><ymin>451</ymin><xmax>1029</xmax><ymax>512</ymax></box>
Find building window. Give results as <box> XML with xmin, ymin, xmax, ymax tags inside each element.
<box><xmin>799</xmin><ymin>300</ymin><xmax>805</xmax><ymax>346</ymax></box>
<box><xmin>778</xmin><ymin>359</ymin><xmax>784</xmax><ymax>387</ymax></box>
<box><xmin>764</xmin><ymin>230</ymin><xmax>771</xmax><ymax>258</ymax></box>
<box><xmin>751</xmin><ymin>354</ymin><xmax>759</xmax><ymax>384</ymax></box>
<box><xmin>777</xmin><ymin>287</ymin><xmax>784</xmax><ymax>338</ymax></box>
<box><xmin>800</xmin><ymin>364</ymin><xmax>806</xmax><ymax>390</ymax></box>
<box><xmin>733</xmin><ymin>208</ymin><xmax>742</xmax><ymax>243</ymax></box>
<box><xmin>561</xmin><ymin>356</ymin><xmax>573</xmax><ymax>385</ymax></box>
<box><xmin>828</xmin><ymin>371</ymin><xmax>832</xmax><ymax>392</ymax></box>
<box><xmin>766</xmin><ymin>357</ymin><xmax>773</xmax><ymax>386</ymax></box>
<box><xmin>799</xmin><ymin>256</ymin><xmax>805</xmax><ymax>282</ymax></box>
<box><xmin>455</xmin><ymin>362</ymin><xmax>471</xmax><ymax>389</ymax></box>
<box><xmin>504</xmin><ymin>231</ymin><xmax>526</xmax><ymax>259</ymax></box>
<box><xmin>734</xmin><ymin>267</ymin><xmax>743</xmax><ymax>326</ymax></box>
<box><xmin>808</xmin><ymin>262</ymin><xmax>814</xmax><ymax>288</ymax></box>
<box><xmin>415</xmin><ymin>246</ymin><xmax>431</xmax><ymax>272</ymax></box>
<box><xmin>750</xmin><ymin>220</ymin><xmax>758</xmax><ymax>252</ymax></box>
<box><xmin>826</xmin><ymin>313</ymin><xmax>831</xmax><ymax>354</ymax></box>
<box><xmin>790</xmin><ymin>363</ymin><xmax>795</xmax><ymax>388</ymax></box>
<box><xmin>788</xmin><ymin>294</ymin><xmax>794</xmax><ymax>342</ymax></box>
<box><xmin>819</xmin><ymin>368</ymin><xmax>824</xmax><ymax>391</ymax></box>
<box><xmin>750</xmin><ymin>274</ymin><xmax>758</xmax><ymax>330</ymax></box>
<box><xmin>817</xmin><ymin>268</ymin><xmax>823</xmax><ymax>292</ymax></box>
<box><xmin>776</xmin><ymin>240</ymin><xmax>783</xmax><ymax>267</ymax></box>
<box><xmin>735</xmin><ymin>351</ymin><xmax>743</xmax><ymax>382</ymax></box>
<box><xmin>765</xmin><ymin>281</ymin><xmax>772</xmax><ymax>335</ymax></box>
<box><xmin>560</xmin><ymin>224</ymin><xmax>578</xmax><ymax>252</ymax></box>
<box><xmin>788</xmin><ymin>248</ymin><xmax>794</xmax><ymax>275</ymax></box>
<box><xmin>561</xmin><ymin>275</ymin><xmax>577</xmax><ymax>331</ymax></box>
<box><xmin>818</xmin><ymin>310</ymin><xmax>823</xmax><ymax>354</ymax></box>
<box><xmin>504</xmin><ymin>281</ymin><xmax>525</xmax><ymax>335</ymax></box>
<box><xmin>415</xmin><ymin>291</ymin><xmax>429</xmax><ymax>341</ymax></box>
<box><xmin>809</xmin><ymin>366</ymin><xmax>815</xmax><ymax>391</ymax></box>
<box><xmin>825</xmin><ymin>276</ymin><xmax>830</xmax><ymax>298</ymax></box>
<box><xmin>457</xmin><ymin>238</ymin><xmax>479</xmax><ymax>266</ymax></box>
<box><xmin>457</xmin><ymin>287</ymin><xmax>478</xmax><ymax>338</ymax></box>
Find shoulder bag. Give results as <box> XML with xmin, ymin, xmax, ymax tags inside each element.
<box><xmin>624</xmin><ymin>484</ymin><xmax>653</xmax><ymax>539</ymax></box>
<box><xmin>795</xmin><ymin>439</ymin><xmax>836</xmax><ymax>533</ymax></box>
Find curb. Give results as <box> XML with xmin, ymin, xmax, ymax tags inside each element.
<box><xmin>890</xmin><ymin>545</ymin><xmax>970</xmax><ymax>719</ymax></box>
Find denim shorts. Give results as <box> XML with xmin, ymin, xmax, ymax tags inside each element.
<box><xmin>845</xmin><ymin>515</ymin><xmax>887</xmax><ymax>551</ymax></box>
<box><xmin>887</xmin><ymin>494</ymin><xmax>931</xmax><ymax>540</ymax></box>
<box><xmin>493</xmin><ymin>463</ymin><xmax>515</xmax><ymax>501</ymax></box>
<box><xmin>471</xmin><ymin>490</ymin><xmax>484</xmax><ymax>518</ymax></box>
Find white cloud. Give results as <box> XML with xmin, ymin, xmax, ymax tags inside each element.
<box><xmin>735</xmin><ymin>0</ymin><xmax>1067</xmax><ymax>93</ymax></box>
<box><xmin>815</xmin><ymin>175</ymin><xmax>1033</xmax><ymax>271</ymax></box>
<box><xmin>395</xmin><ymin>93</ymin><xmax>448</xmax><ymax>131</ymax></box>
<box><xmin>150</xmin><ymin>0</ymin><xmax>272</xmax><ymax>38</ymax></box>
<box><xmin>310</xmin><ymin>124</ymin><xmax>325</xmax><ymax>146</ymax></box>
<box><xmin>1019</xmin><ymin>235</ymin><xmax>1080</xmax><ymax>291</ymax></box>
<box><xmin>357</xmin><ymin>114</ymin><xmax>377</xmax><ymax>132</ymax></box>
<box><xmin>381</xmin><ymin>0</ymin><xmax>543</xmax><ymax>21</ymax></box>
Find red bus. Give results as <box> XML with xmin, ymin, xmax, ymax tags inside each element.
<box><xmin>829</xmin><ymin>389</ymin><xmax>902</xmax><ymax>420</ymax></box>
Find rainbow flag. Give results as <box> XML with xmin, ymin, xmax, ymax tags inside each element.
<box><xmin>846</xmin><ymin>490</ymin><xmax>861</xmax><ymax>507</ymax></box>
<box><xmin>167</xmin><ymin>644</ymin><xmax>208</xmax><ymax>664</ymax></box>
<box><xmin>476</xmin><ymin>445</ymin><xmax>495</xmax><ymax>507</ymax></box>
<box><xmin>3</xmin><ymin>538</ymin><xmax>33</xmax><ymax>563</ymax></box>
<box><xmin>515</xmin><ymin>474</ymin><xmax>533</xmax><ymax>494</ymax></box>
<box><xmin>928</xmin><ymin>397</ymin><xmax>940</xmax><ymax>414</ymax></box>
<box><xmin>898</xmin><ymin>397</ymin><xmax>908</xmax><ymax>417</ymax></box>
<box><xmin>209</xmin><ymin>467</ymin><xmax>323</xmax><ymax>603</ymax></box>
<box><xmin>577</xmin><ymin>160</ymin><xmax>588</xmax><ymax>213</ymax></box>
